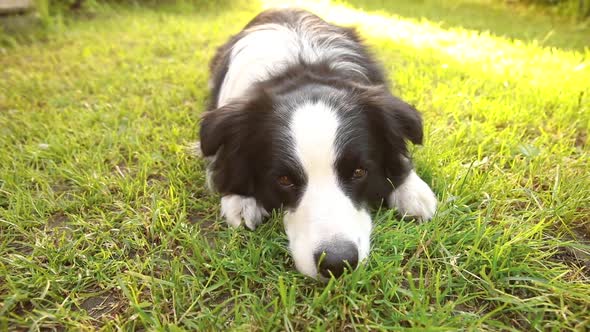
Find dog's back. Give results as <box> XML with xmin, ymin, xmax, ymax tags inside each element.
<box><xmin>209</xmin><ymin>8</ymin><xmax>385</xmax><ymax>108</ymax></box>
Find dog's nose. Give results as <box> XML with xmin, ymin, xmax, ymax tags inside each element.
<box><xmin>313</xmin><ymin>240</ymin><xmax>359</xmax><ymax>278</ymax></box>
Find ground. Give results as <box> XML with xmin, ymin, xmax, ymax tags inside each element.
<box><xmin>0</xmin><ymin>0</ymin><xmax>589</xmax><ymax>330</ymax></box>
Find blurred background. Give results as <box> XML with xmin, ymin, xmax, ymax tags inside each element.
<box><xmin>1</xmin><ymin>0</ymin><xmax>589</xmax><ymax>49</ymax></box>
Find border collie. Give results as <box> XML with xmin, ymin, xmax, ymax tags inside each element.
<box><xmin>199</xmin><ymin>8</ymin><xmax>437</xmax><ymax>279</ymax></box>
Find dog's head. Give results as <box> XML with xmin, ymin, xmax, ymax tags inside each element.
<box><xmin>200</xmin><ymin>78</ymin><xmax>422</xmax><ymax>278</ymax></box>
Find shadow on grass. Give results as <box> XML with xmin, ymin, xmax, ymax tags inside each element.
<box><xmin>339</xmin><ymin>0</ymin><xmax>590</xmax><ymax>51</ymax></box>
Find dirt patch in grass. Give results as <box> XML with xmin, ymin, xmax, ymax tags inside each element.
<box><xmin>188</xmin><ymin>210</ymin><xmax>219</xmax><ymax>248</ymax></box>
<box><xmin>553</xmin><ymin>247</ymin><xmax>590</xmax><ymax>279</ymax></box>
<box><xmin>50</xmin><ymin>181</ymin><xmax>73</xmax><ymax>194</ymax></box>
<box><xmin>78</xmin><ymin>290</ymin><xmax>128</xmax><ymax>324</ymax></box>
<box><xmin>11</xmin><ymin>300</ymin><xmax>36</xmax><ymax>327</ymax></box>
<box><xmin>574</xmin><ymin>130</ymin><xmax>587</xmax><ymax>148</ymax></box>
<box><xmin>47</xmin><ymin>211</ymin><xmax>68</xmax><ymax>229</ymax></box>
<box><xmin>112</xmin><ymin>162</ymin><xmax>130</xmax><ymax>178</ymax></box>
<box><xmin>190</xmin><ymin>213</ymin><xmax>215</xmax><ymax>229</ymax></box>
<box><xmin>553</xmin><ymin>223</ymin><xmax>590</xmax><ymax>279</ymax></box>
<box><xmin>147</xmin><ymin>173</ymin><xmax>167</xmax><ymax>184</ymax></box>
<box><xmin>46</xmin><ymin>211</ymin><xmax>73</xmax><ymax>243</ymax></box>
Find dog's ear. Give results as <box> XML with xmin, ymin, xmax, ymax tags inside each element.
<box><xmin>199</xmin><ymin>98</ymin><xmax>270</xmax><ymax>196</ymax></box>
<box><xmin>200</xmin><ymin>101</ymin><xmax>250</xmax><ymax>157</ymax></box>
<box><xmin>200</xmin><ymin>101</ymin><xmax>252</xmax><ymax>195</ymax></box>
<box><xmin>360</xmin><ymin>86</ymin><xmax>423</xmax><ymax>185</ymax></box>
<box><xmin>361</xmin><ymin>86</ymin><xmax>423</xmax><ymax>145</ymax></box>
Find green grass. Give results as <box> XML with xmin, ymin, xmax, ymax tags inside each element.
<box><xmin>1</xmin><ymin>0</ymin><xmax>589</xmax><ymax>330</ymax></box>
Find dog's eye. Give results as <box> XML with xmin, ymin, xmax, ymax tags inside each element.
<box><xmin>352</xmin><ymin>168</ymin><xmax>367</xmax><ymax>179</ymax></box>
<box><xmin>277</xmin><ymin>175</ymin><xmax>294</xmax><ymax>187</ymax></box>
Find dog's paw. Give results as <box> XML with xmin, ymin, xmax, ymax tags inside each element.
<box><xmin>388</xmin><ymin>171</ymin><xmax>437</xmax><ymax>221</ymax></box>
<box><xmin>220</xmin><ymin>195</ymin><xmax>269</xmax><ymax>230</ymax></box>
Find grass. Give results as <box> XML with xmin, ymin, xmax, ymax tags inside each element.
<box><xmin>0</xmin><ymin>0</ymin><xmax>589</xmax><ymax>330</ymax></box>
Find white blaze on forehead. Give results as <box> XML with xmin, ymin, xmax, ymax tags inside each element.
<box><xmin>289</xmin><ymin>101</ymin><xmax>339</xmax><ymax>179</ymax></box>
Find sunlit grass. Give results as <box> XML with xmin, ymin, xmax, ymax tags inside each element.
<box><xmin>264</xmin><ymin>0</ymin><xmax>589</xmax><ymax>88</ymax></box>
<box><xmin>0</xmin><ymin>0</ymin><xmax>589</xmax><ymax>330</ymax></box>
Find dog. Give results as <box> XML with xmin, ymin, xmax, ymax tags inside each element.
<box><xmin>199</xmin><ymin>8</ymin><xmax>437</xmax><ymax>279</ymax></box>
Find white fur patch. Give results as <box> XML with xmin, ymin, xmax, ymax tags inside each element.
<box><xmin>220</xmin><ymin>195</ymin><xmax>269</xmax><ymax>230</ymax></box>
<box><xmin>218</xmin><ymin>24</ymin><xmax>297</xmax><ymax>106</ymax></box>
<box><xmin>218</xmin><ymin>20</ymin><xmax>367</xmax><ymax>107</ymax></box>
<box><xmin>388</xmin><ymin>170</ymin><xmax>437</xmax><ymax>221</ymax></box>
<box><xmin>284</xmin><ymin>102</ymin><xmax>371</xmax><ymax>278</ymax></box>
<box><xmin>205</xmin><ymin>168</ymin><xmax>215</xmax><ymax>192</ymax></box>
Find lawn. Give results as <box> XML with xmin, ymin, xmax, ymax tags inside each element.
<box><xmin>1</xmin><ymin>0</ymin><xmax>589</xmax><ymax>330</ymax></box>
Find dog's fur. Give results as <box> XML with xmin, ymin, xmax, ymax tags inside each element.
<box><xmin>200</xmin><ymin>8</ymin><xmax>437</xmax><ymax>278</ymax></box>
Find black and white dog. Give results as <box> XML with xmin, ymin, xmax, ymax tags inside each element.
<box><xmin>199</xmin><ymin>8</ymin><xmax>437</xmax><ymax>279</ymax></box>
